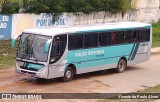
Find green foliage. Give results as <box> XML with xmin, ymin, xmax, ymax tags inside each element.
<box><xmin>106</xmin><ymin>0</ymin><xmax>130</xmax><ymax>14</ymax></box>
<box><xmin>0</xmin><ymin>0</ymin><xmax>131</xmax><ymax>15</ymax></box>
<box><xmin>120</xmin><ymin>0</ymin><xmax>131</xmax><ymax>13</ymax></box>
<box><xmin>0</xmin><ymin>0</ymin><xmax>131</xmax><ymax>25</ymax></box>
<box><xmin>22</xmin><ymin>0</ymin><xmax>49</xmax><ymax>14</ymax></box>
<box><xmin>65</xmin><ymin>0</ymin><xmax>92</xmax><ymax>14</ymax></box>
<box><xmin>0</xmin><ymin>0</ymin><xmax>21</xmax><ymax>14</ymax></box>
<box><xmin>152</xmin><ymin>21</ymin><xmax>160</xmax><ymax>47</ymax></box>
<box><xmin>0</xmin><ymin>40</ymin><xmax>16</xmax><ymax>69</ymax></box>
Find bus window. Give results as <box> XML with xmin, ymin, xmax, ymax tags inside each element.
<box><xmin>68</xmin><ymin>34</ymin><xmax>83</xmax><ymax>50</ymax></box>
<box><xmin>125</xmin><ymin>30</ymin><xmax>137</xmax><ymax>43</ymax></box>
<box><xmin>99</xmin><ymin>32</ymin><xmax>112</xmax><ymax>46</ymax></box>
<box><xmin>112</xmin><ymin>31</ymin><xmax>124</xmax><ymax>45</ymax></box>
<box><xmin>54</xmin><ymin>41</ymin><xmax>62</xmax><ymax>55</ymax></box>
<box><xmin>84</xmin><ymin>33</ymin><xmax>98</xmax><ymax>48</ymax></box>
<box><xmin>138</xmin><ymin>29</ymin><xmax>150</xmax><ymax>42</ymax></box>
<box><xmin>112</xmin><ymin>32</ymin><xmax>116</xmax><ymax>44</ymax></box>
<box><xmin>50</xmin><ymin>35</ymin><xmax>67</xmax><ymax>62</ymax></box>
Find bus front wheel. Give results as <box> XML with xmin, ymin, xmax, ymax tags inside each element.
<box><xmin>116</xmin><ymin>59</ymin><xmax>126</xmax><ymax>73</ymax></box>
<box><xmin>62</xmin><ymin>66</ymin><xmax>74</xmax><ymax>82</ymax></box>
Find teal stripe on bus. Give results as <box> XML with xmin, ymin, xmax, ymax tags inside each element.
<box><xmin>128</xmin><ymin>43</ymin><xmax>136</xmax><ymax>61</ymax></box>
<box><xmin>131</xmin><ymin>43</ymin><xmax>140</xmax><ymax>60</ymax></box>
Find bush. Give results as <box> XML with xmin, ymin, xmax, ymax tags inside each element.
<box><xmin>0</xmin><ymin>0</ymin><xmax>131</xmax><ymax>16</ymax></box>
<box><xmin>152</xmin><ymin>22</ymin><xmax>160</xmax><ymax>47</ymax></box>
<box><xmin>1</xmin><ymin>2</ymin><xmax>20</xmax><ymax>14</ymax></box>
<box><xmin>0</xmin><ymin>40</ymin><xmax>16</xmax><ymax>68</ymax></box>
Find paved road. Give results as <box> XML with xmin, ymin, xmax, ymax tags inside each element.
<box><xmin>0</xmin><ymin>54</ymin><xmax>160</xmax><ymax>101</ymax></box>
<box><xmin>92</xmin><ymin>54</ymin><xmax>160</xmax><ymax>93</ymax></box>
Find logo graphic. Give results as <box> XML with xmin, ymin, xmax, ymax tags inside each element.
<box><xmin>2</xmin><ymin>94</ymin><xmax>11</xmax><ymax>99</ymax></box>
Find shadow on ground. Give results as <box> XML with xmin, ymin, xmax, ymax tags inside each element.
<box><xmin>22</xmin><ymin>66</ymin><xmax>143</xmax><ymax>85</ymax></box>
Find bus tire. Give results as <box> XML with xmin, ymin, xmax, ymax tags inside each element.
<box><xmin>116</xmin><ymin>58</ymin><xmax>126</xmax><ymax>73</ymax></box>
<box><xmin>62</xmin><ymin>66</ymin><xmax>74</xmax><ymax>82</ymax></box>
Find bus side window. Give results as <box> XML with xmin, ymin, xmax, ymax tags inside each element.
<box><xmin>55</xmin><ymin>41</ymin><xmax>62</xmax><ymax>55</ymax></box>
<box><xmin>112</xmin><ymin>32</ymin><xmax>116</xmax><ymax>44</ymax></box>
<box><xmin>112</xmin><ymin>31</ymin><xmax>124</xmax><ymax>45</ymax></box>
<box><xmin>50</xmin><ymin>35</ymin><xmax>67</xmax><ymax>62</ymax></box>
<box><xmin>125</xmin><ymin>30</ymin><xmax>137</xmax><ymax>43</ymax></box>
<box><xmin>84</xmin><ymin>33</ymin><xmax>98</xmax><ymax>48</ymax></box>
<box><xmin>147</xmin><ymin>29</ymin><xmax>150</xmax><ymax>41</ymax></box>
<box><xmin>133</xmin><ymin>31</ymin><xmax>137</xmax><ymax>42</ymax></box>
<box><xmin>68</xmin><ymin>34</ymin><xmax>83</xmax><ymax>50</ymax></box>
<box><xmin>99</xmin><ymin>32</ymin><xmax>112</xmax><ymax>46</ymax></box>
<box><xmin>138</xmin><ymin>29</ymin><xmax>150</xmax><ymax>42</ymax></box>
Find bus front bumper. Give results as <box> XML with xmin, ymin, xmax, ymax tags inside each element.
<box><xmin>15</xmin><ymin>64</ymin><xmax>49</xmax><ymax>79</ymax></box>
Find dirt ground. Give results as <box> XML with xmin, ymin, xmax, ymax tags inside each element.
<box><xmin>0</xmin><ymin>54</ymin><xmax>160</xmax><ymax>102</ymax></box>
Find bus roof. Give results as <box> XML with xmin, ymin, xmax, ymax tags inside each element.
<box><xmin>23</xmin><ymin>22</ymin><xmax>152</xmax><ymax>36</ymax></box>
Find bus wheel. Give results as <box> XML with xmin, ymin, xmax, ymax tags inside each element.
<box><xmin>116</xmin><ymin>59</ymin><xmax>126</xmax><ymax>73</ymax></box>
<box><xmin>62</xmin><ymin>66</ymin><xmax>74</xmax><ymax>82</ymax></box>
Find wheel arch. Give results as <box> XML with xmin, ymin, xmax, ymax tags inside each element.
<box><xmin>119</xmin><ymin>56</ymin><xmax>127</xmax><ymax>66</ymax></box>
<box><xmin>66</xmin><ymin>64</ymin><xmax>77</xmax><ymax>75</ymax></box>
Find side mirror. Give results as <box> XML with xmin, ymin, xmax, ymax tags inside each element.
<box><xmin>44</xmin><ymin>39</ymin><xmax>52</xmax><ymax>53</ymax></box>
<box><xmin>11</xmin><ymin>35</ymin><xmax>19</xmax><ymax>48</ymax></box>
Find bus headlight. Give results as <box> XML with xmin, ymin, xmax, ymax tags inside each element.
<box><xmin>39</xmin><ymin>67</ymin><xmax>45</xmax><ymax>72</ymax></box>
<box><xmin>16</xmin><ymin>63</ymin><xmax>20</xmax><ymax>68</ymax></box>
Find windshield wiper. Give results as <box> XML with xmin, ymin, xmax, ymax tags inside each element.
<box><xmin>19</xmin><ymin>35</ymin><xmax>33</xmax><ymax>60</ymax></box>
<box><xmin>20</xmin><ymin>54</ymin><xmax>27</xmax><ymax>60</ymax></box>
<box><xmin>20</xmin><ymin>46</ymin><xmax>31</xmax><ymax>60</ymax></box>
<box><xmin>31</xmin><ymin>49</ymin><xmax>38</xmax><ymax>62</ymax></box>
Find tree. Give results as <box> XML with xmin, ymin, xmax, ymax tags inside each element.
<box><xmin>0</xmin><ymin>0</ymin><xmax>22</xmax><ymax>14</ymax></box>
<box><xmin>119</xmin><ymin>0</ymin><xmax>131</xmax><ymax>17</ymax></box>
<box><xmin>0</xmin><ymin>0</ymin><xmax>131</xmax><ymax>17</ymax></box>
<box><xmin>22</xmin><ymin>0</ymin><xmax>49</xmax><ymax>14</ymax></box>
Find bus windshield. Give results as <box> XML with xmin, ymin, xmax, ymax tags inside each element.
<box><xmin>17</xmin><ymin>33</ymin><xmax>51</xmax><ymax>62</ymax></box>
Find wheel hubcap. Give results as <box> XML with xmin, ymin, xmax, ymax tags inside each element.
<box><xmin>66</xmin><ymin>70</ymin><xmax>71</xmax><ymax>79</ymax></box>
<box><xmin>119</xmin><ymin>61</ymin><xmax>125</xmax><ymax>70</ymax></box>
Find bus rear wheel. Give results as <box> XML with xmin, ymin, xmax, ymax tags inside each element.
<box><xmin>116</xmin><ymin>59</ymin><xmax>126</xmax><ymax>73</ymax></box>
<box><xmin>62</xmin><ymin>66</ymin><xmax>74</xmax><ymax>82</ymax></box>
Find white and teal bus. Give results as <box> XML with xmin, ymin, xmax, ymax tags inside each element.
<box><xmin>12</xmin><ymin>22</ymin><xmax>152</xmax><ymax>81</ymax></box>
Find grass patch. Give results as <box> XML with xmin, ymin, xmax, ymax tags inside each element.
<box><xmin>100</xmin><ymin>84</ymin><xmax>160</xmax><ymax>102</ymax></box>
<box><xmin>0</xmin><ymin>40</ymin><xmax>16</xmax><ymax>69</ymax></box>
<box><xmin>141</xmin><ymin>84</ymin><xmax>160</xmax><ymax>93</ymax></box>
<box><xmin>152</xmin><ymin>22</ymin><xmax>160</xmax><ymax>47</ymax></box>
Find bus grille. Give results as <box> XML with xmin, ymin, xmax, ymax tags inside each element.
<box><xmin>21</xmin><ymin>70</ymin><xmax>36</xmax><ymax>74</ymax></box>
<box><xmin>20</xmin><ymin>66</ymin><xmax>38</xmax><ymax>71</ymax></box>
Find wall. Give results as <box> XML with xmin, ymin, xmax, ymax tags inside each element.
<box><xmin>0</xmin><ymin>15</ymin><xmax>12</xmax><ymax>40</ymax></box>
<box><xmin>3</xmin><ymin>0</ymin><xmax>160</xmax><ymax>39</ymax></box>
<box><xmin>131</xmin><ymin>0</ymin><xmax>160</xmax><ymax>23</ymax></box>
<box><xmin>69</xmin><ymin>11</ymin><xmax>137</xmax><ymax>25</ymax></box>
<box><xmin>11</xmin><ymin>13</ymin><xmax>74</xmax><ymax>39</ymax></box>
<box><xmin>132</xmin><ymin>0</ymin><xmax>159</xmax><ymax>9</ymax></box>
<box><xmin>71</xmin><ymin>0</ymin><xmax>160</xmax><ymax>25</ymax></box>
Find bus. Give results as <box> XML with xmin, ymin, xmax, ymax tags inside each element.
<box><xmin>12</xmin><ymin>22</ymin><xmax>152</xmax><ymax>82</ymax></box>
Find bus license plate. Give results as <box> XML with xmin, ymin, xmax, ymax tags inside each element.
<box><xmin>24</xmin><ymin>73</ymin><xmax>32</xmax><ymax>77</ymax></box>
